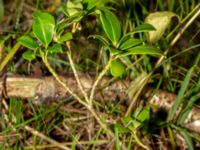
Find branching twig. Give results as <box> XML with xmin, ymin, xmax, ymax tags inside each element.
<box><xmin>40</xmin><ymin>50</ymin><xmax>88</xmax><ymax>107</ymax></box>
<box><xmin>66</xmin><ymin>49</ymin><xmax>90</xmax><ymax>104</ymax></box>
<box><xmin>40</xmin><ymin>50</ymin><xmax>116</xmax><ymax>140</ymax></box>
<box><xmin>89</xmin><ymin>57</ymin><xmax>113</xmax><ymax>105</ymax></box>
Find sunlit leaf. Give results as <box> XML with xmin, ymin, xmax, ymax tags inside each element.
<box><xmin>18</xmin><ymin>35</ymin><xmax>39</xmax><ymax>50</ymax></box>
<box><xmin>119</xmin><ymin>38</ymin><xmax>142</xmax><ymax>50</ymax></box>
<box><xmin>122</xmin><ymin>116</ymin><xmax>135</xmax><ymax>130</ymax></box>
<box><xmin>132</xmin><ymin>106</ymin><xmax>150</xmax><ymax>129</ymax></box>
<box><xmin>47</xmin><ymin>44</ymin><xmax>63</xmax><ymax>53</ymax></box>
<box><xmin>133</xmin><ymin>23</ymin><xmax>156</xmax><ymax>33</ymax></box>
<box><xmin>122</xmin><ymin>106</ymin><xmax>150</xmax><ymax>130</ymax></box>
<box><xmin>22</xmin><ymin>50</ymin><xmax>36</xmax><ymax>61</ymax></box>
<box><xmin>145</xmin><ymin>11</ymin><xmax>179</xmax><ymax>44</ymax></box>
<box><xmin>114</xmin><ymin>123</ymin><xmax>130</xmax><ymax>133</ymax></box>
<box><xmin>58</xmin><ymin>32</ymin><xmax>73</xmax><ymax>43</ymax></box>
<box><xmin>100</xmin><ymin>8</ymin><xmax>121</xmax><ymax>46</ymax></box>
<box><xmin>109</xmin><ymin>47</ymin><xmax>121</xmax><ymax>55</ymax></box>
<box><xmin>55</xmin><ymin>19</ymin><xmax>68</xmax><ymax>37</ymax></box>
<box><xmin>119</xmin><ymin>45</ymin><xmax>162</xmax><ymax>57</ymax></box>
<box><xmin>110</xmin><ymin>60</ymin><xmax>125</xmax><ymax>77</ymax></box>
<box><xmin>66</xmin><ymin>1</ymin><xmax>83</xmax><ymax>17</ymax></box>
<box><xmin>32</xmin><ymin>12</ymin><xmax>55</xmax><ymax>48</ymax></box>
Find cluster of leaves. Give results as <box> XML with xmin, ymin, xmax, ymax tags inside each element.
<box><xmin>16</xmin><ymin>0</ymin><xmax>181</xmax><ymax>140</ymax></box>
<box><xmin>18</xmin><ymin>11</ymin><xmax>73</xmax><ymax>61</ymax></box>
<box><xmin>17</xmin><ymin>0</ymin><xmax>167</xmax><ymax>77</ymax></box>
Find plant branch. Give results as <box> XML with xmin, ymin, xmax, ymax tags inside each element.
<box><xmin>89</xmin><ymin>57</ymin><xmax>113</xmax><ymax>105</ymax></box>
<box><xmin>66</xmin><ymin>49</ymin><xmax>90</xmax><ymax>104</ymax></box>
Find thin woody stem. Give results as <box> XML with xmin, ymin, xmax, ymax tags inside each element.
<box><xmin>41</xmin><ymin>50</ymin><xmax>115</xmax><ymax>139</ymax></box>
<box><xmin>89</xmin><ymin>57</ymin><xmax>113</xmax><ymax>105</ymax></box>
<box><xmin>41</xmin><ymin>50</ymin><xmax>87</xmax><ymax>107</ymax></box>
<box><xmin>66</xmin><ymin>47</ymin><xmax>90</xmax><ymax>104</ymax></box>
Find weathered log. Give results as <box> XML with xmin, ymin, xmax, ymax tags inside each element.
<box><xmin>0</xmin><ymin>74</ymin><xmax>200</xmax><ymax>134</ymax></box>
<box><xmin>1</xmin><ymin>75</ymin><xmax>129</xmax><ymax>104</ymax></box>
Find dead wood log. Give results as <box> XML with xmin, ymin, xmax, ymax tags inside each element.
<box><xmin>0</xmin><ymin>74</ymin><xmax>200</xmax><ymax>134</ymax></box>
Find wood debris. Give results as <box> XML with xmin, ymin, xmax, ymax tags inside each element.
<box><xmin>0</xmin><ymin>74</ymin><xmax>200</xmax><ymax>134</ymax></box>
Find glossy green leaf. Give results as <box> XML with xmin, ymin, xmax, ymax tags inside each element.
<box><xmin>109</xmin><ymin>47</ymin><xmax>121</xmax><ymax>55</ymax></box>
<box><xmin>22</xmin><ymin>51</ymin><xmax>36</xmax><ymax>61</ymax></box>
<box><xmin>122</xmin><ymin>116</ymin><xmax>135</xmax><ymax>130</ymax></box>
<box><xmin>18</xmin><ymin>35</ymin><xmax>39</xmax><ymax>50</ymax></box>
<box><xmin>119</xmin><ymin>38</ymin><xmax>142</xmax><ymax>50</ymax></box>
<box><xmin>114</xmin><ymin>123</ymin><xmax>130</xmax><ymax>133</ymax></box>
<box><xmin>89</xmin><ymin>34</ymin><xmax>110</xmax><ymax>46</ymax></box>
<box><xmin>83</xmin><ymin>0</ymin><xmax>99</xmax><ymax>10</ymax></box>
<box><xmin>58</xmin><ymin>32</ymin><xmax>73</xmax><ymax>43</ymax></box>
<box><xmin>119</xmin><ymin>45</ymin><xmax>162</xmax><ymax>57</ymax></box>
<box><xmin>110</xmin><ymin>60</ymin><xmax>125</xmax><ymax>77</ymax></box>
<box><xmin>32</xmin><ymin>12</ymin><xmax>55</xmax><ymax>48</ymax></box>
<box><xmin>122</xmin><ymin>106</ymin><xmax>150</xmax><ymax>130</ymax></box>
<box><xmin>132</xmin><ymin>106</ymin><xmax>150</xmax><ymax>129</ymax></box>
<box><xmin>100</xmin><ymin>8</ymin><xmax>121</xmax><ymax>46</ymax></box>
<box><xmin>66</xmin><ymin>1</ymin><xmax>83</xmax><ymax>17</ymax></box>
<box><xmin>47</xmin><ymin>44</ymin><xmax>63</xmax><ymax>53</ymax></box>
<box><xmin>145</xmin><ymin>11</ymin><xmax>179</xmax><ymax>44</ymax></box>
<box><xmin>118</xmin><ymin>23</ymin><xmax>155</xmax><ymax>45</ymax></box>
<box><xmin>133</xmin><ymin>23</ymin><xmax>156</xmax><ymax>33</ymax></box>
<box><xmin>55</xmin><ymin>19</ymin><xmax>68</xmax><ymax>37</ymax></box>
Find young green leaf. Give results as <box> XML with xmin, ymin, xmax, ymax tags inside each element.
<box><xmin>58</xmin><ymin>32</ymin><xmax>73</xmax><ymax>43</ymax></box>
<box><xmin>119</xmin><ymin>38</ymin><xmax>142</xmax><ymax>50</ymax></box>
<box><xmin>110</xmin><ymin>60</ymin><xmax>125</xmax><ymax>77</ymax></box>
<box><xmin>18</xmin><ymin>35</ymin><xmax>39</xmax><ymax>50</ymax></box>
<box><xmin>32</xmin><ymin>12</ymin><xmax>55</xmax><ymax>48</ymax></box>
<box><xmin>66</xmin><ymin>1</ymin><xmax>83</xmax><ymax>17</ymax></box>
<box><xmin>145</xmin><ymin>11</ymin><xmax>179</xmax><ymax>44</ymax></box>
<box><xmin>108</xmin><ymin>47</ymin><xmax>121</xmax><ymax>55</ymax></box>
<box><xmin>114</xmin><ymin>123</ymin><xmax>130</xmax><ymax>133</ymax></box>
<box><xmin>99</xmin><ymin>8</ymin><xmax>121</xmax><ymax>46</ymax></box>
<box><xmin>47</xmin><ymin>44</ymin><xmax>63</xmax><ymax>53</ymax></box>
<box><xmin>133</xmin><ymin>23</ymin><xmax>156</xmax><ymax>33</ymax></box>
<box><xmin>132</xmin><ymin>106</ymin><xmax>150</xmax><ymax>129</ymax></box>
<box><xmin>118</xmin><ymin>23</ymin><xmax>155</xmax><ymax>45</ymax></box>
<box><xmin>83</xmin><ymin>0</ymin><xmax>99</xmax><ymax>10</ymax></box>
<box><xmin>22</xmin><ymin>51</ymin><xmax>36</xmax><ymax>61</ymax></box>
<box><xmin>119</xmin><ymin>45</ymin><xmax>162</xmax><ymax>57</ymax></box>
<box><xmin>89</xmin><ymin>34</ymin><xmax>110</xmax><ymax>47</ymax></box>
<box><xmin>122</xmin><ymin>106</ymin><xmax>150</xmax><ymax>130</ymax></box>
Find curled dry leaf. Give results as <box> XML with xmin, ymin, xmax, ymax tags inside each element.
<box><xmin>145</xmin><ymin>11</ymin><xmax>179</xmax><ymax>44</ymax></box>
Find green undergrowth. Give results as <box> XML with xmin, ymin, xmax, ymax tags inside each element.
<box><xmin>0</xmin><ymin>0</ymin><xmax>200</xmax><ymax>149</ymax></box>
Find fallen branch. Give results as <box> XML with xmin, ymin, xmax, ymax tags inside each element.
<box><xmin>0</xmin><ymin>74</ymin><xmax>200</xmax><ymax>134</ymax></box>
